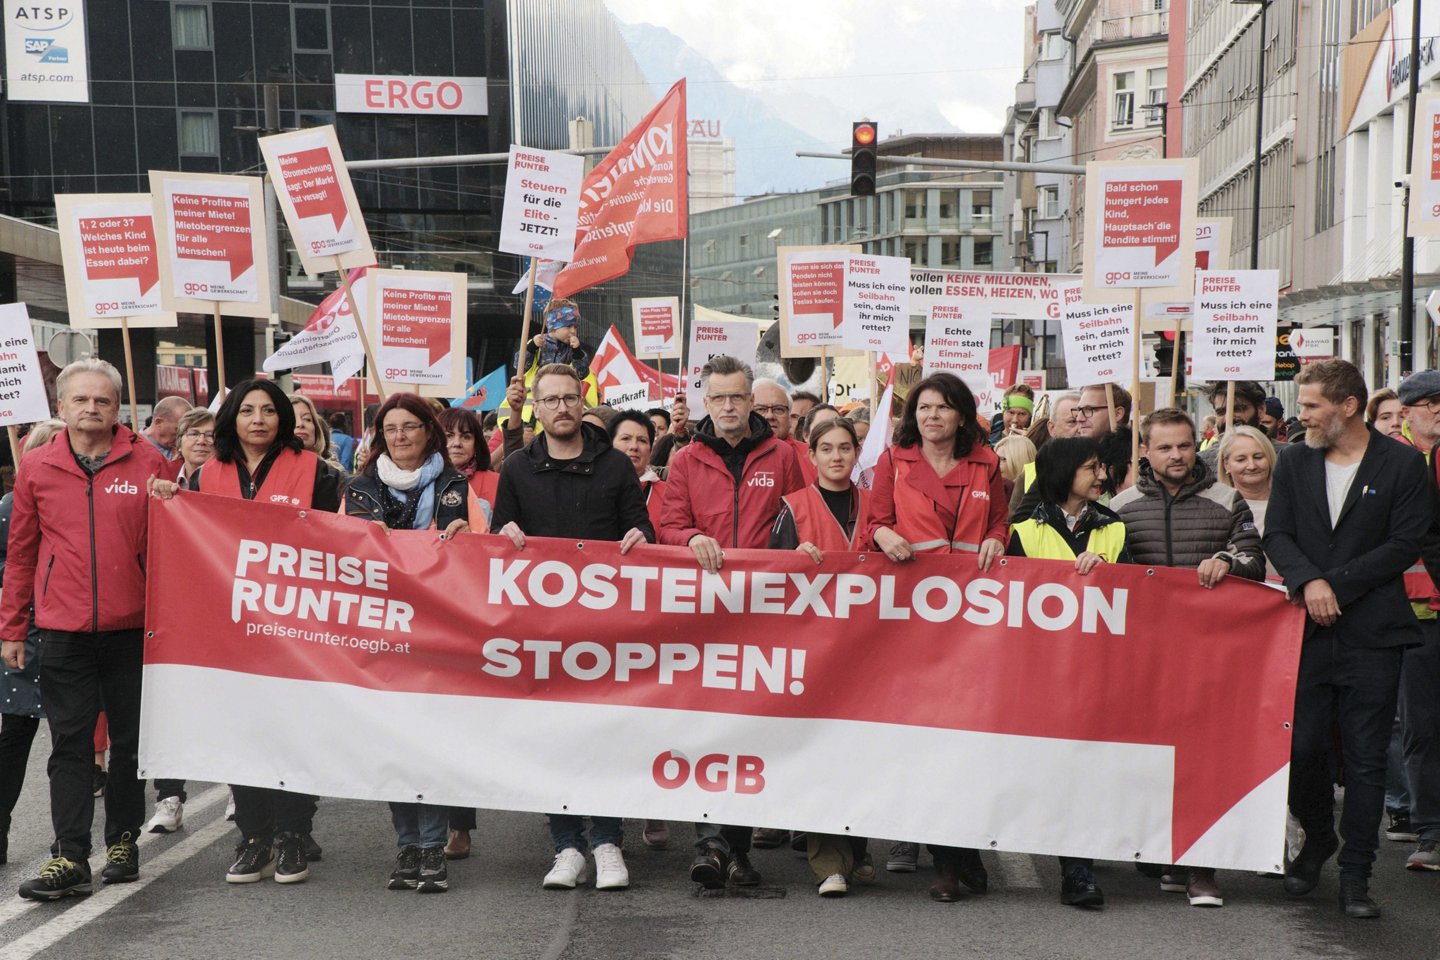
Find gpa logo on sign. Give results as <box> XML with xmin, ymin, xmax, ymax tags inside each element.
<box><xmin>1104</xmin><ymin>271</ymin><xmax>1132</xmax><ymax>284</ymax></box>
<box><xmin>652</xmin><ymin>751</ymin><xmax>766</xmax><ymax>795</ymax></box>
<box><xmin>182</xmin><ymin>282</ymin><xmax>211</xmax><ymax>296</ymax></box>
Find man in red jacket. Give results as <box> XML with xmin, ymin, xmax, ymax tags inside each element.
<box><xmin>0</xmin><ymin>360</ymin><xmax>168</xmax><ymax>901</ymax></box>
<box><xmin>659</xmin><ymin>355</ymin><xmax>805</xmax><ymax>889</ymax></box>
<box><xmin>753</xmin><ymin>378</ymin><xmax>816</xmax><ymax>484</ymax></box>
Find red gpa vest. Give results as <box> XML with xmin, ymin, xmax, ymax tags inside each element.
<box><xmin>889</xmin><ymin>450</ymin><xmax>998</xmax><ymax>554</ymax></box>
<box><xmin>199</xmin><ymin>448</ymin><xmax>318</xmax><ymax>508</ymax></box>
<box><xmin>643</xmin><ymin>478</ymin><xmax>667</xmax><ymax>536</ymax></box>
<box><xmin>467</xmin><ymin>470</ymin><xmax>499</xmax><ymax>533</ymax></box>
<box><xmin>784</xmin><ymin>484</ymin><xmax>869</xmax><ymax>552</ymax></box>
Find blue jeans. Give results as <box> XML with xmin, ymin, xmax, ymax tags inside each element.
<box><xmin>548</xmin><ymin>814</ymin><xmax>622</xmax><ymax>854</ymax></box>
<box><xmin>1386</xmin><ymin>714</ymin><xmax>1411</xmax><ymax>815</ymax></box>
<box><xmin>390</xmin><ymin>802</ymin><xmax>448</xmax><ymax>849</ymax></box>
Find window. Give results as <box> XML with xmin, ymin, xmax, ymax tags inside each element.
<box><xmin>970</xmin><ymin>190</ymin><xmax>993</xmax><ymax>223</ymax></box>
<box><xmin>973</xmin><ymin>238</ymin><xmax>994</xmax><ymax>266</ymax></box>
<box><xmin>904</xmin><ymin>190</ymin><xmax>924</xmax><ymax>220</ymax></box>
<box><xmin>1146</xmin><ymin>67</ymin><xmax>1168</xmax><ymax>125</ymax></box>
<box><xmin>937</xmin><ymin>189</ymin><xmax>958</xmax><ymax>220</ymax></box>
<box><xmin>1039</xmin><ymin>107</ymin><xmax>1061</xmax><ymax>139</ymax></box>
<box><xmin>292</xmin><ymin>5</ymin><xmax>331</xmax><ymax>54</ymax></box>
<box><xmin>1112</xmin><ymin>71</ymin><xmax>1136</xmax><ymax>127</ymax></box>
<box><xmin>1039</xmin><ymin>185</ymin><xmax>1060</xmax><ymax>219</ymax></box>
<box><xmin>1041</xmin><ymin>31</ymin><xmax>1067</xmax><ymax>60</ymax></box>
<box><xmin>738</xmin><ymin>234</ymin><xmax>749</xmax><ymax>249</ymax></box>
<box><xmin>178</xmin><ymin>110</ymin><xmax>219</xmax><ymax>156</ymax></box>
<box><xmin>173</xmin><ymin>3</ymin><xmax>211</xmax><ymax>50</ymax></box>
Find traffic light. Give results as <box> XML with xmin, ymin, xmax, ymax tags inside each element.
<box><xmin>851</xmin><ymin>121</ymin><xmax>878</xmax><ymax>197</ymax></box>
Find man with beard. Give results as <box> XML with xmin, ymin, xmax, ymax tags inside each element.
<box><xmin>1199</xmin><ymin>380</ymin><xmax>1266</xmax><ymax>475</ymax></box>
<box><xmin>1264</xmin><ymin>360</ymin><xmax>1432</xmax><ymax>919</ymax></box>
<box><xmin>1110</xmin><ymin>406</ymin><xmax>1264</xmax><ymax>910</ymax></box>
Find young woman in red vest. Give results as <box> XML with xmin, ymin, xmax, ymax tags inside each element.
<box><xmin>768</xmin><ymin>416</ymin><xmax>872</xmax><ymax>897</ymax></box>
<box><xmin>437</xmin><ymin>407</ymin><xmax>495</xmax><ymax>534</ymax></box>
<box><xmin>189</xmin><ymin>378</ymin><xmax>343</xmax><ymax>886</ymax></box>
<box><xmin>862</xmin><ymin>372</ymin><xmax>1008</xmax><ymax>904</ymax></box>
<box><xmin>608</xmin><ymin>411</ymin><xmax>667</xmax><ymax>538</ymax></box>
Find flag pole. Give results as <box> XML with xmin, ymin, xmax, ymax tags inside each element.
<box><xmin>212</xmin><ymin>303</ymin><xmax>228</xmax><ymax>397</ymax></box>
<box><xmin>516</xmin><ymin>258</ymin><xmax>540</xmax><ymax>390</ymax></box>
<box><xmin>335</xmin><ymin>257</ymin><xmax>386</xmax><ymax>403</ymax></box>
<box><xmin>120</xmin><ymin>317</ymin><xmax>140</xmax><ymax>430</ymax></box>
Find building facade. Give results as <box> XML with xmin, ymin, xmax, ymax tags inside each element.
<box><xmin>689</xmin><ymin>190</ymin><xmax>822</xmax><ymax>318</ymax></box>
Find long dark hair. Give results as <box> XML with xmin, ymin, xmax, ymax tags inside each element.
<box><xmin>213</xmin><ymin>378</ymin><xmax>301</xmax><ymax>463</ymax></box>
<box><xmin>893</xmin><ymin>373</ymin><xmax>985</xmax><ymax>458</ymax></box>
<box><xmin>436</xmin><ymin>406</ymin><xmax>491</xmax><ymax>472</ymax></box>
<box><xmin>1034</xmin><ymin>436</ymin><xmax>1102</xmax><ymax>506</ymax></box>
<box><xmin>363</xmin><ymin>392</ymin><xmax>446</xmax><ymax>476</ymax></box>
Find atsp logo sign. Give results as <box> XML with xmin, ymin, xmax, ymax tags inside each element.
<box><xmin>11</xmin><ymin>5</ymin><xmax>74</xmax><ymax>28</ymax></box>
<box><xmin>652</xmin><ymin>751</ymin><xmax>765</xmax><ymax>795</ymax></box>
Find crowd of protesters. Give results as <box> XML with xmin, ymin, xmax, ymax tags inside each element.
<box><xmin>0</xmin><ymin>346</ymin><xmax>1437</xmax><ymax>924</ymax></box>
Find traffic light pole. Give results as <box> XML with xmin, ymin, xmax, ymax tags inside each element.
<box><xmin>800</xmin><ymin>151</ymin><xmax>1085</xmax><ymax>176</ymax></box>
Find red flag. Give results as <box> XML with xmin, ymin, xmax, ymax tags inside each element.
<box><xmin>551</xmin><ymin>81</ymin><xmax>688</xmax><ymax>299</ymax></box>
<box><xmin>592</xmin><ymin>324</ymin><xmax>683</xmax><ymax>395</ymax></box>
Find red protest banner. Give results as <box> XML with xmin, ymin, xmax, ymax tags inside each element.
<box><xmin>142</xmin><ymin>495</ymin><xmax>1304</xmax><ymax>872</ymax></box>
<box><xmin>78</xmin><ymin>215</ymin><xmax>160</xmax><ymax>297</ymax></box>
<box><xmin>551</xmin><ymin>80</ymin><xmax>688</xmax><ymax>299</ymax></box>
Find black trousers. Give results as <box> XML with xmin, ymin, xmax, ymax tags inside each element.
<box><xmin>1289</xmin><ymin>629</ymin><xmax>1402</xmax><ymax>880</ymax></box>
<box><xmin>449</xmin><ymin>807</ymin><xmax>476</xmax><ymax>832</ymax></box>
<box><xmin>231</xmin><ymin>785</ymin><xmax>316</xmax><ymax>845</ymax></box>
<box><xmin>0</xmin><ymin>713</ymin><xmax>41</xmax><ymax>834</ymax></box>
<box><xmin>154</xmin><ymin>779</ymin><xmax>186</xmax><ymax>802</ymax></box>
<box><xmin>40</xmin><ymin>629</ymin><xmax>146</xmax><ymax>859</ymax></box>
<box><xmin>1401</xmin><ymin>619</ymin><xmax>1440</xmax><ymax>841</ymax></box>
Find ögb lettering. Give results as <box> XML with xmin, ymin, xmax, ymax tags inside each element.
<box><xmin>652</xmin><ymin>750</ymin><xmax>766</xmax><ymax>795</ymax></box>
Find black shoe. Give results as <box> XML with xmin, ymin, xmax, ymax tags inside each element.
<box><xmin>388</xmin><ymin>845</ymin><xmax>421</xmax><ymax>890</ymax></box>
<box><xmin>299</xmin><ymin>832</ymin><xmax>323</xmax><ymax>862</ymax></box>
<box><xmin>789</xmin><ymin>831</ymin><xmax>809</xmax><ymax>852</ymax></box>
<box><xmin>275</xmin><ymin>833</ymin><xmax>310</xmax><ymax>884</ymax></box>
<box><xmin>751</xmin><ymin>828</ymin><xmax>787</xmax><ymax>849</ymax></box>
<box><xmin>18</xmin><ymin>856</ymin><xmax>93</xmax><ymax>901</ymax></box>
<box><xmin>1386</xmin><ymin>812</ymin><xmax>1419</xmax><ymax>842</ymax></box>
<box><xmin>690</xmin><ymin>844</ymin><xmax>727</xmax><ymax>889</ymax></box>
<box><xmin>956</xmin><ymin>848</ymin><xmax>989</xmax><ymax>895</ymax></box>
<box><xmin>728</xmin><ymin>850</ymin><xmax>762</xmax><ymax>887</ymax></box>
<box><xmin>92</xmin><ymin>764</ymin><xmax>107</xmax><ymax>799</ymax></box>
<box><xmin>417</xmin><ymin>846</ymin><xmax>449</xmax><ymax>893</ymax></box>
<box><xmin>0</xmin><ymin>832</ymin><xmax>8</xmax><ymax>865</ymax></box>
<box><xmin>1061</xmin><ymin>865</ymin><xmax>1104</xmax><ymax>907</ymax></box>
<box><xmin>1284</xmin><ymin>831</ymin><xmax>1339</xmax><ymax>896</ymax></box>
<box><xmin>101</xmin><ymin>836</ymin><xmax>139</xmax><ymax>884</ymax></box>
<box><xmin>1134</xmin><ymin>861</ymin><xmax>1165</xmax><ymax>878</ymax></box>
<box><xmin>225</xmin><ymin>838</ymin><xmax>276</xmax><ymax>883</ymax></box>
<box><xmin>1339</xmin><ymin>878</ymin><xmax>1380</xmax><ymax>919</ymax></box>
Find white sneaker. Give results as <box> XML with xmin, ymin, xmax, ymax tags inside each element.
<box><xmin>542</xmin><ymin>848</ymin><xmax>588</xmax><ymax>889</ymax></box>
<box><xmin>593</xmin><ymin>843</ymin><xmax>629</xmax><ymax>890</ymax></box>
<box><xmin>225</xmin><ymin>792</ymin><xmax>236</xmax><ymax>822</ymax></box>
<box><xmin>146</xmin><ymin>796</ymin><xmax>183</xmax><ymax>834</ymax></box>
<box><xmin>819</xmin><ymin>873</ymin><xmax>848</xmax><ymax>897</ymax></box>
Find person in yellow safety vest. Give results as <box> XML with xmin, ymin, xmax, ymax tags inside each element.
<box><xmin>1006</xmin><ymin>435</ymin><xmax>1131</xmax><ymax>910</ymax></box>
<box><xmin>500</xmin><ymin>299</ymin><xmax>599</xmax><ymax>427</ymax></box>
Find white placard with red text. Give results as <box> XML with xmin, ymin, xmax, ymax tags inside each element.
<box><xmin>843</xmin><ymin>254</ymin><xmax>912</xmax><ymax>354</ymax></box>
<box><xmin>910</xmin><ymin>268</ymin><xmax>1079</xmax><ymax>323</ymax></box>
<box><xmin>1410</xmin><ymin>93</ymin><xmax>1440</xmax><ymax>237</ymax></box>
<box><xmin>686</xmin><ymin>319</ymin><xmax>758</xmax><ymax>394</ymax></box>
<box><xmin>1083</xmin><ymin>159</ymin><xmax>1198</xmax><ymax>303</ymax></box>
<box><xmin>603</xmin><ymin>381</ymin><xmax>655</xmax><ymax>413</ymax></box>
<box><xmin>55</xmin><ymin>193</ymin><xmax>178</xmax><ymax>330</ymax></box>
<box><xmin>149</xmin><ymin>171</ymin><xmax>272</xmax><ymax>318</ymax></box>
<box><xmin>258</xmin><ymin>125</ymin><xmax>375</xmax><ymax>277</ymax></box>
<box><xmin>923</xmin><ymin>302</ymin><xmax>994</xmax><ymax>413</ymax></box>
<box><xmin>367</xmin><ymin>269</ymin><xmax>468</xmax><ymax>397</ymax></box>
<box><xmin>785</xmin><ymin>250</ymin><xmax>848</xmax><ymax>349</ymax></box>
<box><xmin>1190</xmin><ymin>270</ymin><xmax>1280</xmax><ymax>382</ymax></box>
<box><xmin>631</xmin><ymin>296</ymin><xmax>681</xmax><ymax>359</ymax></box>
<box><xmin>498</xmin><ymin>145</ymin><xmax>584</xmax><ymax>262</ymax></box>
<box><xmin>1061</xmin><ymin>284</ymin><xmax>1135</xmax><ymax>386</ymax></box>
<box><xmin>0</xmin><ymin>303</ymin><xmax>56</xmax><ymax>426</ymax></box>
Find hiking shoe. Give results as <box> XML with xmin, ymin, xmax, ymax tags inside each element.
<box><xmin>18</xmin><ymin>857</ymin><xmax>92</xmax><ymax>901</ymax></box>
<box><xmin>818</xmin><ymin>873</ymin><xmax>848</xmax><ymax>897</ymax></box>
<box><xmin>275</xmin><ymin>833</ymin><xmax>309</xmax><ymax>884</ymax></box>
<box><xmin>388</xmin><ymin>845</ymin><xmax>421</xmax><ymax>890</ymax></box>
<box><xmin>542</xmin><ymin>847</ymin><xmax>588</xmax><ymax>889</ymax></box>
<box><xmin>1386</xmin><ymin>812</ymin><xmax>1418</xmax><ymax>843</ymax></box>
<box><xmin>417</xmin><ymin>846</ymin><xmax>448</xmax><ymax>893</ymax></box>
<box><xmin>299</xmin><ymin>832</ymin><xmax>322</xmax><ymax>862</ymax></box>
<box><xmin>101</xmin><ymin>836</ymin><xmax>139</xmax><ymax>884</ymax></box>
<box><xmin>1340</xmin><ymin>878</ymin><xmax>1380</xmax><ymax>918</ymax></box>
<box><xmin>886</xmin><ymin>841</ymin><xmax>918</xmax><ymax>873</ymax></box>
<box><xmin>146</xmin><ymin>797</ymin><xmax>183</xmax><ymax>834</ymax></box>
<box><xmin>226</xmin><ymin>839</ymin><xmax>276</xmax><ymax>884</ymax></box>
<box><xmin>1406</xmin><ymin>839</ymin><xmax>1440</xmax><ymax>871</ymax></box>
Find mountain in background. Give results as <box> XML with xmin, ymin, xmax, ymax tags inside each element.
<box><xmin>615</xmin><ymin>20</ymin><xmax>846</xmax><ymax>198</ymax></box>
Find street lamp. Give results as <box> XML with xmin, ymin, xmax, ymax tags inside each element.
<box><xmin>1232</xmin><ymin>0</ymin><xmax>1271</xmax><ymax>271</ymax></box>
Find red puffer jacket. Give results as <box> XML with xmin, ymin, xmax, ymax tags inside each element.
<box><xmin>660</xmin><ymin>413</ymin><xmax>806</xmax><ymax>549</ymax></box>
<box><xmin>0</xmin><ymin>426</ymin><xmax>169</xmax><ymax>639</ymax></box>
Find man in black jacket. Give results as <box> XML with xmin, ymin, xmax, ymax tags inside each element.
<box><xmin>1264</xmin><ymin>360</ymin><xmax>1431</xmax><ymax>919</ymax></box>
<box><xmin>490</xmin><ymin>363</ymin><xmax>653</xmax><ymax>895</ymax></box>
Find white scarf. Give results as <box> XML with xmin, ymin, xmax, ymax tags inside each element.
<box><xmin>376</xmin><ymin>453</ymin><xmax>425</xmax><ymax>491</ymax></box>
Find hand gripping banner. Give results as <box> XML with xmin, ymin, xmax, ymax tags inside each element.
<box><xmin>140</xmin><ymin>495</ymin><xmax>1304</xmax><ymax>872</ymax></box>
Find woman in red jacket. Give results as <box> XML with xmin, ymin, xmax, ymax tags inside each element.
<box><xmin>437</xmin><ymin>407</ymin><xmax>495</xmax><ymax>534</ymax></box>
<box><xmin>608</xmin><ymin>411</ymin><xmax>666</xmax><ymax>537</ymax></box>
<box><xmin>863</xmin><ymin>372</ymin><xmax>1008</xmax><ymax>904</ymax></box>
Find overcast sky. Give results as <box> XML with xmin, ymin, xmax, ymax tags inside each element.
<box><xmin>601</xmin><ymin>0</ymin><xmax>1028</xmax><ymax>145</ymax></box>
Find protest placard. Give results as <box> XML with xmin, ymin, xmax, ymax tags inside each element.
<box><xmin>149</xmin><ymin>172</ymin><xmax>271</xmax><ymax>318</ymax></box>
<box><xmin>1190</xmin><ymin>270</ymin><xmax>1280</xmax><ymax>382</ymax></box>
<box><xmin>685</xmin><ymin>318</ymin><xmax>757</xmax><ymax>394</ymax></box>
<box><xmin>1409</xmin><ymin>93</ymin><xmax>1440</xmax><ymax>237</ymax></box>
<box><xmin>923</xmin><ymin>302</ymin><xmax>993</xmax><ymax>411</ymax></box>
<box><xmin>776</xmin><ymin>245</ymin><xmax>862</xmax><ymax>359</ymax></box>
<box><xmin>368</xmin><ymin>269</ymin><xmax>468</xmax><ymax>396</ymax></box>
<box><xmin>631</xmin><ymin>296</ymin><xmax>681</xmax><ymax>359</ymax></box>
<box><xmin>56</xmin><ymin>194</ymin><xmax>178</xmax><ymax>331</ymax></box>
<box><xmin>785</xmin><ymin>250</ymin><xmax>848</xmax><ymax>349</ymax></box>
<box><xmin>910</xmin><ymin>268</ymin><xmax>1078</xmax><ymax>322</ymax></box>
<box><xmin>603</xmin><ymin>381</ymin><xmax>654</xmax><ymax>412</ymax></box>
<box><xmin>1061</xmin><ymin>284</ymin><xmax>1135</xmax><ymax>386</ymax></box>
<box><xmin>1083</xmin><ymin>159</ymin><xmax>1198</xmax><ymax>302</ymax></box>
<box><xmin>498</xmin><ymin>145</ymin><xmax>584</xmax><ymax>262</ymax></box>
<box><xmin>0</xmin><ymin>303</ymin><xmax>57</xmax><ymax>430</ymax></box>
<box><xmin>258</xmin><ymin>125</ymin><xmax>374</xmax><ymax>277</ymax></box>
<box><xmin>842</xmin><ymin>254</ymin><xmax>912</xmax><ymax>354</ymax></box>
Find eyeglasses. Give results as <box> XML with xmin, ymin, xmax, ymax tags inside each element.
<box><xmin>1074</xmin><ymin>405</ymin><xmax>1107</xmax><ymax>419</ymax></box>
<box><xmin>535</xmin><ymin>394</ymin><xmax>583</xmax><ymax>410</ymax></box>
<box><xmin>182</xmin><ymin>430</ymin><xmax>214</xmax><ymax>442</ymax></box>
<box><xmin>382</xmin><ymin>422</ymin><xmax>426</xmax><ymax>438</ymax></box>
<box><xmin>707</xmin><ymin>393</ymin><xmax>750</xmax><ymax>408</ymax></box>
<box><xmin>752</xmin><ymin>404</ymin><xmax>789</xmax><ymax>416</ymax></box>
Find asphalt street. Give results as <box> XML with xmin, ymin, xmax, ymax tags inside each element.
<box><xmin>1</xmin><ymin>728</ymin><xmax>1437</xmax><ymax>960</ymax></box>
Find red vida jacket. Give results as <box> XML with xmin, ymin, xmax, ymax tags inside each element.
<box><xmin>1</xmin><ymin>425</ymin><xmax>169</xmax><ymax>640</ymax></box>
<box><xmin>660</xmin><ymin>414</ymin><xmax>806</xmax><ymax>549</ymax></box>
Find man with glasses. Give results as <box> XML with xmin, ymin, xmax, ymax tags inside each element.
<box><xmin>490</xmin><ymin>363</ymin><xmax>653</xmax><ymax>894</ymax></box>
<box><xmin>659</xmin><ymin>355</ymin><xmax>805</xmax><ymax>890</ymax></box>
<box><xmin>754</xmin><ymin>378</ymin><xmax>816</xmax><ymax>484</ymax></box>
<box><xmin>1074</xmin><ymin>383</ymin><xmax>1131</xmax><ymax>440</ymax></box>
<box><xmin>1010</xmin><ymin>393</ymin><xmax>1082</xmax><ymax>516</ymax></box>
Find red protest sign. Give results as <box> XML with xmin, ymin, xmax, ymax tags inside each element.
<box><xmin>78</xmin><ymin>215</ymin><xmax>160</xmax><ymax>296</ymax></box>
<box><xmin>258</xmin><ymin>125</ymin><xmax>374</xmax><ymax>276</ymax></box>
<box><xmin>279</xmin><ymin>147</ymin><xmax>348</xmax><ymax>232</ymax></box>
<box><xmin>1101</xmin><ymin>178</ymin><xmax>1183</xmax><ymax>266</ymax></box>
<box><xmin>379</xmin><ymin>285</ymin><xmax>452</xmax><ymax>368</ymax></box>
<box><xmin>170</xmin><ymin>193</ymin><xmax>254</xmax><ymax>281</ymax></box>
<box><xmin>551</xmin><ymin>80</ymin><xmax>688</xmax><ymax>299</ymax></box>
<box><xmin>144</xmin><ymin>494</ymin><xmax>1303</xmax><ymax>871</ymax></box>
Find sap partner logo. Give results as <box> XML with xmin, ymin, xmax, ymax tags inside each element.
<box><xmin>652</xmin><ymin>751</ymin><xmax>766</xmax><ymax>795</ymax></box>
<box><xmin>103</xmin><ymin>479</ymin><xmax>139</xmax><ymax>496</ymax></box>
<box><xmin>745</xmin><ymin>471</ymin><xmax>775</xmax><ymax>490</ymax></box>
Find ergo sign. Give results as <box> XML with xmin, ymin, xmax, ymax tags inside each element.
<box><xmin>335</xmin><ymin>74</ymin><xmax>487</xmax><ymax>116</ymax></box>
